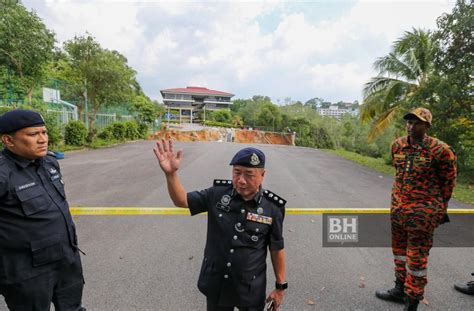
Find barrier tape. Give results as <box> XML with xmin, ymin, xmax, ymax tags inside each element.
<box><xmin>70</xmin><ymin>207</ymin><xmax>474</xmax><ymax>216</ymax></box>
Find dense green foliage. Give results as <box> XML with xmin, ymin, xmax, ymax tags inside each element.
<box><xmin>62</xmin><ymin>35</ymin><xmax>139</xmax><ymax>135</ymax></box>
<box><xmin>99</xmin><ymin>120</ymin><xmax>146</xmax><ymax>141</ymax></box>
<box><xmin>0</xmin><ymin>1</ymin><xmax>158</xmax><ymax>140</ymax></box>
<box><xmin>361</xmin><ymin>0</ymin><xmax>472</xmax><ymax>176</ymax></box>
<box><xmin>65</xmin><ymin>120</ymin><xmax>87</xmax><ymax>146</ymax></box>
<box><xmin>43</xmin><ymin>113</ymin><xmax>62</xmax><ymax>146</ymax></box>
<box><xmin>0</xmin><ymin>1</ymin><xmax>55</xmax><ymax>103</ymax></box>
<box><xmin>202</xmin><ymin>120</ymin><xmax>236</xmax><ymax>128</ymax></box>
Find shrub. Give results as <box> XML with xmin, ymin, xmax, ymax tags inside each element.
<box><xmin>65</xmin><ymin>120</ymin><xmax>87</xmax><ymax>146</ymax></box>
<box><xmin>202</xmin><ymin>120</ymin><xmax>235</xmax><ymax>128</ymax></box>
<box><xmin>124</xmin><ymin>120</ymin><xmax>140</xmax><ymax>140</ymax></box>
<box><xmin>138</xmin><ymin>123</ymin><xmax>149</xmax><ymax>139</ymax></box>
<box><xmin>99</xmin><ymin>122</ymin><xmax>128</xmax><ymax>141</ymax></box>
<box><xmin>44</xmin><ymin>113</ymin><xmax>63</xmax><ymax>146</ymax></box>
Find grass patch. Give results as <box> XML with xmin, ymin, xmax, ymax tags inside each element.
<box><xmin>50</xmin><ymin>143</ymin><xmax>85</xmax><ymax>152</ymax></box>
<box><xmin>50</xmin><ymin>138</ymin><xmax>136</xmax><ymax>153</ymax></box>
<box><xmin>325</xmin><ymin>149</ymin><xmax>395</xmax><ymax>176</ymax></box>
<box><xmin>88</xmin><ymin>138</ymin><xmax>124</xmax><ymax>149</ymax></box>
<box><xmin>324</xmin><ymin>148</ymin><xmax>473</xmax><ymax>205</ymax></box>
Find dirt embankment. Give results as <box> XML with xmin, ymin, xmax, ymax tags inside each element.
<box><xmin>150</xmin><ymin>128</ymin><xmax>294</xmax><ymax>145</ymax></box>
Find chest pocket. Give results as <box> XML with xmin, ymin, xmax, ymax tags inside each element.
<box><xmin>393</xmin><ymin>153</ymin><xmax>406</xmax><ymax>171</ymax></box>
<box><xmin>51</xmin><ymin>176</ymin><xmax>66</xmax><ymax>199</ymax></box>
<box><xmin>413</xmin><ymin>154</ymin><xmax>433</xmax><ymax>171</ymax></box>
<box><xmin>16</xmin><ymin>184</ymin><xmax>50</xmax><ymax>216</ymax></box>
<box><xmin>244</xmin><ymin>221</ymin><xmax>270</xmax><ymax>248</ymax></box>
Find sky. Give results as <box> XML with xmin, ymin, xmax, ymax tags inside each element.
<box><xmin>23</xmin><ymin>0</ymin><xmax>456</xmax><ymax>104</ymax></box>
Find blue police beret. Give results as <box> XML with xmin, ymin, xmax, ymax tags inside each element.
<box><xmin>0</xmin><ymin>109</ymin><xmax>45</xmax><ymax>133</ymax></box>
<box><xmin>229</xmin><ymin>147</ymin><xmax>265</xmax><ymax>168</ymax></box>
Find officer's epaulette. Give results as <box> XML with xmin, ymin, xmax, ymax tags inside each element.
<box><xmin>47</xmin><ymin>151</ymin><xmax>57</xmax><ymax>158</ymax></box>
<box><xmin>263</xmin><ymin>189</ymin><xmax>286</xmax><ymax>208</ymax></box>
<box><xmin>214</xmin><ymin>179</ymin><xmax>233</xmax><ymax>187</ymax></box>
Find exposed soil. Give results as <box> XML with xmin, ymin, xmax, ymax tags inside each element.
<box><xmin>150</xmin><ymin>128</ymin><xmax>294</xmax><ymax>145</ymax></box>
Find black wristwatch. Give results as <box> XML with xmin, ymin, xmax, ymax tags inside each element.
<box><xmin>275</xmin><ymin>281</ymin><xmax>288</xmax><ymax>290</ymax></box>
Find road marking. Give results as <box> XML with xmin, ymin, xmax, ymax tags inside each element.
<box><xmin>70</xmin><ymin>207</ymin><xmax>474</xmax><ymax>215</ymax></box>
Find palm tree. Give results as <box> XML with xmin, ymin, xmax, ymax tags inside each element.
<box><xmin>361</xmin><ymin>29</ymin><xmax>436</xmax><ymax>141</ymax></box>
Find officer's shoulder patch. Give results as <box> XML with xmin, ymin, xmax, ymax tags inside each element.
<box><xmin>213</xmin><ymin>179</ymin><xmax>233</xmax><ymax>187</ymax></box>
<box><xmin>263</xmin><ymin>189</ymin><xmax>286</xmax><ymax>208</ymax></box>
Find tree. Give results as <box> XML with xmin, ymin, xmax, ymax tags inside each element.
<box><xmin>63</xmin><ymin>35</ymin><xmax>137</xmax><ymax>135</ymax></box>
<box><xmin>0</xmin><ymin>1</ymin><xmax>55</xmax><ymax>103</ymax></box>
<box><xmin>46</xmin><ymin>49</ymin><xmax>85</xmax><ymax>111</ymax></box>
<box><xmin>257</xmin><ymin>102</ymin><xmax>281</xmax><ymax>131</ymax></box>
<box><xmin>431</xmin><ymin>0</ymin><xmax>473</xmax><ymax>170</ymax></box>
<box><xmin>305</xmin><ymin>97</ymin><xmax>324</xmax><ymax>109</ymax></box>
<box><xmin>131</xmin><ymin>95</ymin><xmax>158</xmax><ymax>124</ymax></box>
<box><xmin>212</xmin><ymin>110</ymin><xmax>232</xmax><ymax>123</ymax></box>
<box><xmin>361</xmin><ymin>29</ymin><xmax>436</xmax><ymax>141</ymax></box>
<box><xmin>0</xmin><ymin>66</ymin><xmax>25</xmax><ymax>103</ymax></box>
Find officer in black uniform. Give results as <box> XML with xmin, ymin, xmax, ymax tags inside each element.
<box><xmin>154</xmin><ymin>139</ymin><xmax>287</xmax><ymax>310</ymax></box>
<box><xmin>0</xmin><ymin>110</ymin><xmax>85</xmax><ymax>310</ymax></box>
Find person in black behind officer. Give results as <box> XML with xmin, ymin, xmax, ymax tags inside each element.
<box><xmin>154</xmin><ymin>139</ymin><xmax>287</xmax><ymax>311</ymax></box>
<box><xmin>0</xmin><ymin>110</ymin><xmax>85</xmax><ymax>311</ymax></box>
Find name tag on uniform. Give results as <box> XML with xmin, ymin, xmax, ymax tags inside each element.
<box><xmin>247</xmin><ymin>212</ymin><xmax>272</xmax><ymax>225</ymax></box>
<box><xmin>393</xmin><ymin>154</ymin><xmax>405</xmax><ymax>159</ymax></box>
<box><xmin>17</xmin><ymin>182</ymin><xmax>36</xmax><ymax>191</ymax></box>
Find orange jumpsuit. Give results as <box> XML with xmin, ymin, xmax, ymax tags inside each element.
<box><xmin>390</xmin><ymin>135</ymin><xmax>456</xmax><ymax>300</ymax></box>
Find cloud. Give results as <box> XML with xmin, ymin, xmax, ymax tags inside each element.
<box><xmin>23</xmin><ymin>0</ymin><xmax>454</xmax><ymax>103</ymax></box>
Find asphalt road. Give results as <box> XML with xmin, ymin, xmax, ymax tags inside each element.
<box><xmin>57</xmin><ymin>140</ymin><xmax>471</xmax><ymax>209</ymax></box>
<box><xmin>1</xmin><ymin>141</ymin><xmax>472</xmax><ymax>310</ymax></box>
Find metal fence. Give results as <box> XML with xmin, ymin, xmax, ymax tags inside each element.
<box><xmin>1</xmin><ymin>103</ymin><xmax>134</xmax><ymax>132</ymax></box>
<box><xmin>90</xmin><ymin>113</ymin><xmax>134</xmax><ymax>131</ymax></box>
<box><xmin>47</xmin><ymin>109</ymin><xmax>78</xmax><ymax>125</ymax></box>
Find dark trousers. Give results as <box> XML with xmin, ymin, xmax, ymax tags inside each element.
<box><xmin>0</xmin><ymin>256</ymin><xmax>84</xmax><ymax>311</ymax></box>
<box><xmin>207</xmin><ymin>298</ymin><xmax>264</xmax><ymax>311</ymax></box>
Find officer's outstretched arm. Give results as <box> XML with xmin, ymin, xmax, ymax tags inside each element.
<box><xmin>154</xmin><ymin>139</ymin><xmax>188</xmax><ymax>208</ymax></box>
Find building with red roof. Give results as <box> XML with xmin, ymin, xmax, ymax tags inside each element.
<box><xmin>160</xmin><ymin>86</ymin><xmax>234</xmax><ymax>124</ymax></box>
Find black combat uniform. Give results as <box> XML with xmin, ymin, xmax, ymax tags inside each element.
<box><xmin>0</xmin><ymin>109</ymin><xmax>84</xmax><ymax>310</ymax></box>
<box><xmin>187</xmin><ymin>180</ymin><xmax>285</xmax><ymax>310</ymax></box>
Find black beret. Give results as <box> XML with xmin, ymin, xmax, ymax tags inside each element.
<box><xmin>0</xmin><ymin>109</ymin><xmax>45</xmax><ymax>133</ymax></box>
<box><xmin>229</xmin><ymin>147</ymin><xmax>265</xmax><ymax>168</ymax></box>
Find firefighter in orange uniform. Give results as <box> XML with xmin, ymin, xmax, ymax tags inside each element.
<box><xmin>375</xmin><ymin>108</ymin><xmax>457</xmax><ymax>310</ymax></box>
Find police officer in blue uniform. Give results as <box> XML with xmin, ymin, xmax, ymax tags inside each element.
<box><xmin>154</xmin><ymin>139</ymin><xmax>287</xmax><ymax>310</ymax></box>
<box><xmin>0</xmin><ymin>110</ymin><xmax>85</xmax><ymax>310</ymax></box>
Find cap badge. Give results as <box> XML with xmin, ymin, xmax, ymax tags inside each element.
<box><xmin>250</xmin><ymin>153</ymin><xmax>260</xmax><ymax>166</ymax></box>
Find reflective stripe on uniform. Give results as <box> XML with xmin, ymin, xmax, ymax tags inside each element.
<box><xmin>407</xmin><ymin>267</ymin><xmax>427</xmax><ymax>277</ymax></box>
<box><xmin>394</xmin><ymin>255</ymin><xmax>406</xmax><ymax>261</ymax></box>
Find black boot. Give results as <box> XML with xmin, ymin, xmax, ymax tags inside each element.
<box><xmin>454</xmin><ymin>280</ymin><xmax>474</xmax><ymax>295</ymax></box>
<box><xmin>375</xmin><ymin>279</ymin><xmax>406</xmax><ymax>303</ymax></box>
<box><xmin>403</xmin><ymin>296</ymin><xmax>419</xmax><ymax>311</ymax></box>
